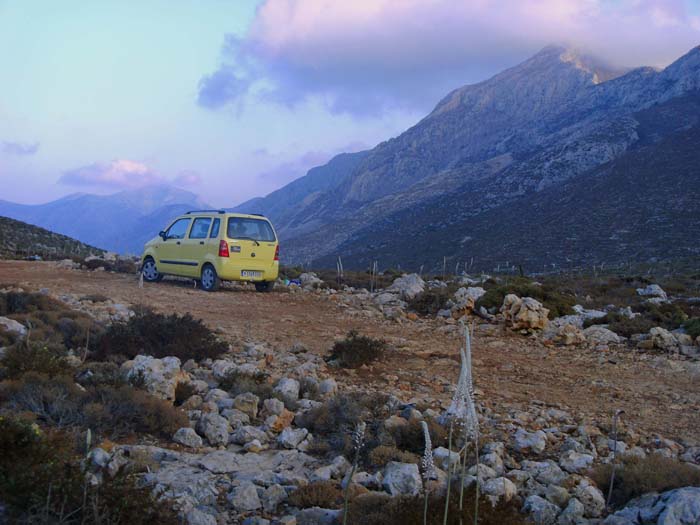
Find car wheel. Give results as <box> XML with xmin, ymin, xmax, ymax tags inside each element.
<box><xmin>201</xmin><ymin>264</ymin><xmax>220</xmax><ymax>292</ymax></box>
<box><xmin>141</xmin><ymin>257</ymin><xmax>162</xmax><ymax>282</ymax></box>
<box><xmin>255</xmin><ymin>281</ymin><xmax>274</xmax><ymax>293</ymax></box>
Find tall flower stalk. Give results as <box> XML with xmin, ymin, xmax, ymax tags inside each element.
<box><xmin>343</xmin><ymin>421</ymin><xmax>366</xmax><ymax>525</ymax></box>
<box><xmin>442</xmin><ymin>419</ymin><xmax>454</xmax><ymax>525</ymax></box>
<box><xmin>421</xmin><ymin>420</ymin><xmax>436</xmax><ymax>525</ymax></box>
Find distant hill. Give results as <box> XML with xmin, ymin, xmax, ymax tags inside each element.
<box><xmin>0</xmin><ymin>216</ymin><xmax>104</xmax><ymax>260</ymax></box>
<box><xmin>236</xmin><ymin>44</ymin><xmax>700</xmax><ymax>270</ymax></box>
<box><xmin>0</xmin><ymin>185</ymin><xmax>209</xmax><ymax>254</ymax></box>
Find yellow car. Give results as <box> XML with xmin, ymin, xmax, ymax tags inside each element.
<box><xmin>140</xmin><ymin>210</ymin><xmax>279</xmax><ymax>292</ymax></box>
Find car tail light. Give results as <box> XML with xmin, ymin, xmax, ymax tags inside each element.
<box><xmin>274</xmin><ymin>245</ymin><xmax>279</xmax><ymax>261</ymax></box>
<box><xmin>218</xmin><ymin>240</ymin><xmax>229</xmax><ymax>257</ymax></box>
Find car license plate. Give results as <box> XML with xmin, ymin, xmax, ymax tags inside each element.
<box><xmin>241</xmin><ymin>270</ymin><xmax>262</xmax><ymax>279</ymax></box>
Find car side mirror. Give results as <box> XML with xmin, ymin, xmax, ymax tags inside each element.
<box><xmin>159</xmin><ymin>231</ymin><xmax>167</xmax><ymax>240</ymax></box>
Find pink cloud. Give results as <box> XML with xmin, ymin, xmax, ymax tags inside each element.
<box><xmin>199</xmin><ymin>0</ymin><xmax>700</xmax><ymax>114</ymax></box>
<box><xmin>173</xmin><ymin>170</ymin><xmax>202</xmax><ymax>187</ymax></box>
<box><xmin>59</xmin><ymin>159</ymin><xmax>163</xmax><ymax>189</ymax></box>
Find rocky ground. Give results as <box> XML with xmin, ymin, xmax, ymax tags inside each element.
<box><xmin>0</xmin><ymin>261</ymin><xmax>699</xmax><ymax>524</ymax></box>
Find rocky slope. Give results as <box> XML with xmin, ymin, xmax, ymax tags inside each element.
<box><xmin>245</xmin><ymin>45</ymin><xmax>700</xmax><ymax>270</ymax></box>
<box><xmin>0</xmin><ymin>216</ymin><xmax>105</xmax><ymax>259</ymax></box>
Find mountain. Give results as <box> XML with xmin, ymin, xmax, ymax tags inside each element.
<box><xmin>245</xmin><ymin>44</ymin><xmax>700</xmax><ymax>270</ymax></box>
<box><xmin>0</xmin><ymin>216</ymin><xmax>104</xmax><ymax>259</ymax></box>
<box><xmin>0</xmin><ymin>186</ymin><xmax>208</xmax><ymax>254</ymax></box>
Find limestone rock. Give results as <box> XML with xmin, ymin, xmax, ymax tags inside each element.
<box><xmin>196</xmin><ymin>413</ymin><xmax>231</xmax><ymax>447</ymax></box>
<box><xmin>515</xmin><ymin>428</ymin><xmax>548</xmax><ymax>454</ymax></box>
<box><xmin>387</xmin><ymin>274</ymin><xmax>425</xmax><ymax>300</ymax></box>
<box><xmin>583</xmin><ymin>325</ymin><xmax>622</xmax><ymax>345</ymax></box>
<box><xmin>228</xmin><ymin>481</ymin><xmax>261</xmax><ymax>512</ymax></box>
<box><xmin>383</xmin><ymin>461</ymin><xmax>422</xmax><ymax>496</ymax></box>
<box><xmin>121</xmin><ymin>355</ymin><xmax>188</xmax><ymax>400</ymax></box>
<box><xmin>173</xmin><ymin>427</ymin><xmax>203</xmax><ymax>448</ymax></box>
<box><xmin>233</xmin><ymin>392</ymin><xmax>260</xmax><ymax>419</ymax></box>
<box><xmin>501</xmin><ymin>295</ymin><xmax>549</xmax><ymax>331</ymax></box>
<box><xmin>523</xmin><ymin>495</ymin><xmax>560</xmax><ymax>525</ymax></box>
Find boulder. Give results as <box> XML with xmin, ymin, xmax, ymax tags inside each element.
<box><xmin>299</xmin><ymin>273</ymin><xmax>323</xmax><ymax>290</ymax></box>
<box><xmin>121</xmin><ymin>355</ymin><xmax>188</xmax><ymax>400</ymax></box>
<box><xmin>482</xmin><ymin>477</ymin><xmax>517</xmax><ymax>503</ymax></box>
<box><xmin>228</xmin><ymin>481</ymin><xmax>262</xmax><ymax>512</ymax></box>
<box><xmin>514</xmin><ymin>428</ymin><xmax>548</xmax><ymax>454</ymax></box>
<box><xmin>636</xmin><ymin>284</ymin><xmax>668</xmax><ymax>301</ymax></box>
<box><xmin>583</xmin><ymin>325</ymin><xmax>623</xmax><ymax>345</ymax></box>
<box><xmin>196</xmin><ymin>413</ymin><xmax>231</xmax><ymax>447</ymax></box>
<box><xmin>433</xmin><ymin>447</ymin><xmax>461</xmax><ymax>471</ymax></box>
<box><xmin>231</xmin><ymin>425</ymin><xmax>268</xmax><ymax>446</ymax></box>
<box><xmin>383</xmin><ymin>462</ymin><xmax>422</xmax><ymax>496</ymax></box>
<box><xmin>0</xmin><ymin>316</ymin><xmax>27</xmax><ymax>338</ymax></box>
<box><xmin>557</xmin><ymin>498</ymin><xmax>586</xmax><ymax>524</ymax></box>
<box><xmin>452</xmin><ymin>287</ymin><xmax>487</xmax><ymax>314</ymax></box>
<box><xmin>278</xmin><ymin>427</ymin><xmax>309</xmax><ymax>449</ymax></box>
<box><xmin>233</xmin><ymin>392</ymin><xmax>260</xmax><ymax>419</ymax></box>
<box><xmin>574</xmin><ymin>480</ymin><xmax>606</xmax><ymax>518</ymax></box>
<box><xmin>501</xmin><ymin>295</ymin><xmax>549</xmax><ymax>331</ymax></box>
<box><xmin>603</xmin><ymin>487</ymin><xmax>700</xmax><ymax>525</ymax></box>
<box><xmin>523</xmin><ymin>495</ymin><xmax>560</xmax><ymax>525</ymax></box>
<box><xmin>521</xmin><ymin>460</ymin><xmax>566</xmax><ymax>486</ymax></box>
<box><xmin>274</xmin><ymin>377</ymin><xmax>301</xmax><ymax>403</ymax></box>
<box><xmin>650</xmin><ymin>327</ymin><xmax>681</xmax><ymax>353</ymax></box>
<box><xmin>318</xmin><ymin>378</ymin><xmax>338</xmax><ymax>396</ymax></box>
<box><xmin>262</xmin><ymin>484</ymin><xmax>287</xmax><ymax>512</ymax></box>
<box><xmin>555</xmin><ymin>323</ymin><xmax>587</xmax><ymax>346</ymax></box>
<box><xmin>387</xmin><ymin>274</ymin><xmax>425</xmax><ymax>300</ymax></box>
<box><xmin>173</xmin><ymin>427</ymin><xmax>203</xmax><ymax>448</ymax></box>
<box><xmin>559</xmin><ymin>450</ymin><xmax>595</xmax><ymax>474</ymax></box>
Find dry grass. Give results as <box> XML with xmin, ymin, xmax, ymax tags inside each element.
<box><xmin>288</xmin><ymin>480</ymin><xmax>343</xmax><ymax>509</ymax></box>
<box><xmin>589</xmin><ymin>454</ymin><xmax>700</xmax><ymax>508</ymax></box>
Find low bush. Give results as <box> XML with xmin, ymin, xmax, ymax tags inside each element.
<box><xmin>583</xmin><ymin>313</ymin><xmax>656</xmax><ymax>338</ymax></box>
<box><xmin>407</xmin><ymin>289</ymin><xmax>450</xmax><ymax>315</ymax></box>
<box><xmin>476</xmin><ymin>278</ymin><xmax>575</xmax><ymax>319</ymax></box>
<box><xmin>0</xmin><ymin>342</ymin><xmax>73</xmax><ymax>379</ymax></box>
<box><xmin>174</xmin><ymin>381</ymin><xmax>198</xmax><ymax>406</ymax></box>
<box><xmin>0</xmin><ymin>291</ymin><xmax>97</xmax><ymax>350</ymax></box>
<box><xmin>589</xmin><ymin>454</ymin><xmax>700</xmax><ymax>509</ymax></box>
<box><xmin>288</xmin><ymin>480</ymin><xmax>343</xmax><ymax>509</ymax></box>
<box><xmin>0</xmin><ymin>416</ymin><xmax>179</xmax><ymax>524</ymax></box>
<box><xmin>683</xmin><ymin>317</ymin><xmax>700</xmax><ymax>339</ymax></box>
<box><xmin>327</xmin><ymin>330</ymin><xmax>386</xmax><ymax>368</ymax></box>
<box><xmin>298</xmin><ymin>392</ymin><xmax>391</xmax><ymax>458</ymax></box>
<box><xmin>366</xmin><ymin>445</ymin><xmax>419</xmax><ymax>468</ymax></box>
<box><xmin>346</xmin><ymin>490</ymin><xmax>526</xmax><ymax>525</ymax></box>
<box><xmin>95</xmin><ymin>309</ymin><xmax>227</xmax><ymax>362</ymax></box>
<box><xmin>82</xmin><ymin>258</ymin><xmax>139</xmax><ymax>274</ymax></box>
<box><xmin>636</xmin><ymin>302</ymin><xmax>689</xmax><ymax>329</ymax></box>
<box><xmin>1</xmin><ymin>372</ymin><xmax>187</xmax><ymax>439</ymax></box>
<box><xmin>219</xmin><ymin>369</ymin><xmax>274</xmax><ymax>400</ymax></box>
<box><xmin>389</xmin><ymin>418</ymin><xmax>448</xmax><ymax>455</ymax></box>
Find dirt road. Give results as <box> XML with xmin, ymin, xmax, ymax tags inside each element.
<box><xmin>1</xmin><ymin>260</ymin><xmax>698</xmax><ymax>442</ymax></box>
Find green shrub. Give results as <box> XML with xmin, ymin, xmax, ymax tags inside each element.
<box><xmin>0</xmin><ymin>291</ymin><xmax>97</xmax><ymax>350</ymax></box>
<box><xmin>0</xmin><ymin>342</ymin><xmax>73</xmax><ymax>379</ymax></box>
<box><xmin>298</xmin><ymin>393</ymin><xmax>390</xmax><ymax>458</ymax></box>
<box><xmin>367</xmin><ymin>445</ymin><xmax>419</xmax><ymax>468</ymax></box>
<box><xmin>475</xmin><ymin>278</ymin><xmax>575</xmax><ymax>319</ymax></box>
<box><xmin>389</xmin><ymin>418</ymin><xmax>447</xmax><ymax>455</ymax></box>
<box><xmin>407</xmin><ymin>289</ymin><xmax>450</xmax><ymax>315</ymax></box>
<box><xmin>327</xmin><ymin>330</ymin><xmax>386</xmax><ymax>368</ymax></box>
<box><xmin>288</xmin><ymin>480</ymin><xmax>343</xmax><ymax>509</ymax></box>
<box><xmin>583</xmin><ymin>313</ymin><xmax>656</xmax><ymax>338</ymax></box>
<box><xmin>1</xmin><ymin>372</ymin><xmax>187</xmax><ymax>439</ymax></box>
<box><xmin>95</xmin><ymin>309</ymin><xmax>227</xmax><ymax>362</ymax></box>
<box><xmin>82</xmin><ymin>258</ymin><xmax>138</xmax><ymax>274</ymax></box>
<box><xmin>0</xmin><ymin>416</ymin><xmax>179</xmax><ymax>524</ymax></box>
<box><xmin>589</xmin><ymin>454</ymin><xmax>700</xmax><ymax>509</ymax></box>
<box><xmin>635</xmin><ymin>302</ymin><xmax>688</xmax><ymax>329</ymax></box>
<box><xmin>346</xmin><ymin>490</ymin><xmax>527</xmax><ymax>525</ymax></box>
<box><xmin>683</xmin><ymin>317</ymin><xmax>700</xmax><ymax>339</ymax></box>
<box><xmin>219</xmin><ymin>369</ymin><xmax>274</xmax><ymax>400</ymax></box>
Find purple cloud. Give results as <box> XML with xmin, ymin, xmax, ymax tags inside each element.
<box><xmin>59</xmin><ymin>159</ymin><xmax>164</xmax><ymax>189</ymax></box>
<box><xmin>173</xmin><ymin>170</ymin><xmax>202</xmax><ymax>187</ymax></box>
<box><xmin>2</xmin><ymin>141</ymin><xmax>39</xmax><ymax>155</ymax></box>
<box><xmin>198</xmin><ymin>0</ymin><xmax>700</xmax><ymax>116</ymax></box>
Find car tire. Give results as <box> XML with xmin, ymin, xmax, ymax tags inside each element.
<box><xmin>141</xmin><ymin>257</ymin><xmax>163</xmax><ymax>282</ymax></box>
<box><xmin>255</xmin><ymin>281</ymin><xmax>274</xmax><ymax>293</ymax></box>
<box><xmin>201</xmin><ymin>264</ymin><xmax>220</xmax><ymax>292</ymax></box>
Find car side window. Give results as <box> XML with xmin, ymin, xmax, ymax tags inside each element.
<box><xmin>210</xmin><ymin>218</ymin><xmax>220</xmax><ymax>238</ymax></box>
<box><xmin>189</xmin><ymin>217</ymin><xmax>212</xmax><ymax>239</ymax></box>
<box><xmin>165</xmin><ymin>218</ymin><xmax>191</xmax><ymax>239</ymax></box>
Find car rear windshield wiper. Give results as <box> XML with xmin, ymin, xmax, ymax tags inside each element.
<box><xmin>235</xmin><ymin>236</ymin><xmax>260</xmax><ymax>246</ymax></box>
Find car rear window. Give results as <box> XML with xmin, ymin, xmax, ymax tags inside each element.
<box><xmin>226</xmin><ymin>217</ymin><xmax>276</xmax><ymax>242</ymax></box>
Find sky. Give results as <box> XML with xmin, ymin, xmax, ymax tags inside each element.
<box><xmin>1</xmin><ymin>0</ymin><xmax>699</xmax><ymax>207</ymax></box>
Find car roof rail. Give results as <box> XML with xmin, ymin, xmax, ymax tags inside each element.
<box><xmin>250</xmin><ymin>213</ymin><xmax>265</xmax><ymax>217</ymax></box>
<box><xmin>185</xmin><ymin>209</ymin><xmax>226</xmax><ymax>214</ymax></box>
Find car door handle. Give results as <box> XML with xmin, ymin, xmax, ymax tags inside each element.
<box><xmin>176</xmin><ymin>241</ymin><xmax>181</xmax><ymax>245</ymax></box>
<box><xmin>199</xmin><ymin>241</ymin><xmax>204</xmax><ymax>245</ymax></box>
